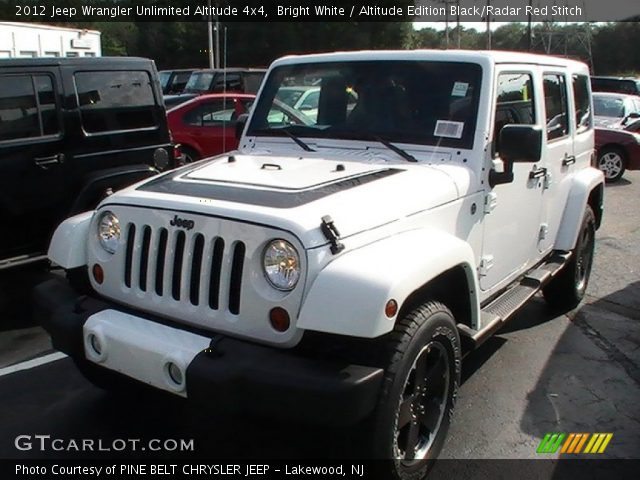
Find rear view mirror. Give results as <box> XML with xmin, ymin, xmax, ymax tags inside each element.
<box><xmin>499</xmin><ymin>125</ymin><xmax>543</xmax><ymax>163</ymax></box>
<box><xmin>235</xmin><ymin>113</ymin><xmax>249</xmax><ymax>140</ymax></box>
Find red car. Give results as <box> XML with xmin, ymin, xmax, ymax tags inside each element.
<box><xmin>167</xmin><ymin>93</ymin><xmax>254</xmax><ymax>163</ymax></box>
<box><xmin>595</xmin><ymin>127</ymin><xmax>640</xmax><ymax>182</ymax></box>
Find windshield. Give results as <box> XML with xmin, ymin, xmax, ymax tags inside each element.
<box><xmin>247</xmin><ymin>61</ymin><xmax>483</xmax><ymax>149</ymax></box>
<box><xmin>184</xmin><ymin>72</ymin><xmax>214</xmax><ymax>93</ymax></box>
<box><xmin>593</xmin><ymin>96</ymin><xmax>625</xmax><ymax>118</ymax></box>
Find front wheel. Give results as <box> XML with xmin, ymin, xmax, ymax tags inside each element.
<box><xmin>543</xmin><ymin>205</ymin><xmax>596</xmax><ymax>311</ymax></box>
<box><xmin>597</xmin><ymin>147</ymin><xmax>626</xmax><ymax>183</ymax></box>
<box><xmin>369</xmin><ymin>301</ymin><xmax>461</xmax><ymax>480</ymax></box>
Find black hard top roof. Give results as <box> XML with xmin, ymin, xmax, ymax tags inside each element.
<box><xmin>191</xmin><ymin>67</ymin><xmax>267</xmax><ymax>73</ymax></box>
<box><xmin>0</xmin><ymin>57</ymin><xmax>155</xmax><ymax>68</ymax></box>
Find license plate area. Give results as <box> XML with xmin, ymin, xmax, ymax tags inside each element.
<box><xmin>83</xmin><ymin>310</ymin><xmax>211</xmax><ymax>397</ymax></box>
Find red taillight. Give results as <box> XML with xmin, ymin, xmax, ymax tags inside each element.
<box><xmin>173</xmin><ymin>144</ymin><xmax>184</xmax><ymax>166</ymax></box>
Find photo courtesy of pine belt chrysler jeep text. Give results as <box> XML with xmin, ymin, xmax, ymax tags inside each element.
<box><xmin>35</xmin><ymin>50</ymin><xmax>604</xmax><ymax>480</ymax></box>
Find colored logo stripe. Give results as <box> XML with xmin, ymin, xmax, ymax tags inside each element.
<box><xmin>538</xmin><ymin>433</ymin><xmax>613</xmax><ymax>454</ymax></box>
<box><xmin>584</xmin><ymin>433</ymin><xmax>613</xmax><ymax>454</ymax></box>
<box><xmin>537</xmin><ymin>433</ymin><xmax>566</xmax><ymax>453</ymax></box>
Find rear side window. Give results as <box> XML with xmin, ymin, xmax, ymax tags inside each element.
<box><xmin>0</xmin><ymin>74</ymin><xmax>59</xmax><ymax>142</ymax></box>
<box><xmin>183</xmin><ymin>100</ymin><xmax>239</xmax><ymax>126</ymax></box>
<box><xmin>212</xmin><ymin>73</ymin><xmax>242</xmax><ymax>93</ymax></box>
<box><xmin>75</xmin><ymin>71</ymin><xmax>157</xmax><ymax>133</ymax></box>
<box><xmin>244</xmin><ymin>73</ymin><xmax>265</xmax><ymax>94</ymax></box>
<box><xmin>573</xmin><ymin>75</ymin><xmax>592</xmax><ymax>133</ymax></box>
<box><xmin>543</xmin><ymin>74</ymin><xmax>569</xmax><ymax>141</ymax></box>
<box><xmin>494</xmin><ymin>73</ymin><xmax>535</xmax><ymax>155</ymax></box>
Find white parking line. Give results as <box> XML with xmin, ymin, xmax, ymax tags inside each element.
<box><xmin>0</xmin><ymin>352</ymin><xmax>67</xmax><ymax>378</ymax></box>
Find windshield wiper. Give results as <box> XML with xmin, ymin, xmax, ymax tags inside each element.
<box><xmin>281</xmin><ymin>129</ymin><xmax>316</xmax><ymax>152</ymax></box>
<box><xmin>373</xmin><ymin>135</ymin><xmax>417</xmax><ymax>163</ymax></box>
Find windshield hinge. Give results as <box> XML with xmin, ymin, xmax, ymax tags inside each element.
<box><xmin>321</xmin><ymin>216</ymin><xmax>345</xmax><ymax>255</ymax></box>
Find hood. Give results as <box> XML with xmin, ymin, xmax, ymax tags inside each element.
<box><xmin>110</xmin><ymin>153</ymin><xmax>465</xmax><ymax>248</ymax></box>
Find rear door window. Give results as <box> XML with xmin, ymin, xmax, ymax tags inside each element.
<box><xmin>543</xmin><ymin>74</ymin><xmax>569</xmax><ymax>141</ymax></box>
<box><xmin>572</xmin><ymin>74</ymin><xmax>592</xmax><ymax>133</ymax></box>
<box><xmin>75</xmin><ymin>71</ymin><xmax>157</xmax><ymax>133</ymax></box>
<box><xmin>0</xmin><ymin>74</ymin><xmax>59</xmax><ymax>142</ymax></box>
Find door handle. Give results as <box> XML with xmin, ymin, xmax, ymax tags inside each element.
<box><xmin>562</xmin><ymin>155</ymin><xmax>576</xmax><ymax>166</ymax></box>
<box><xmin>529</xmin><ymin>167</ymin><xmax>547</xmax><ymax>179</ymax></box>
<box><xmin>34</xmin><ymin>153</ymin><xmax>65</xmax><ymax>169</ymax></box>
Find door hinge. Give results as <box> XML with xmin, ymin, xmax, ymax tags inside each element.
<box><xmin>484</xmin><ymin>192</ymin><xmax>498</xmax><ymax>214</ymax></box>
<box><xmin>479</xmin><ymin>255</ymin><xmax>494</xmax><ymax>276</ymax></box>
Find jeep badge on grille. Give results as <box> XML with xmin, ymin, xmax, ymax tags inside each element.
<box><xmin>170</xmin><ymin>214</ymin><xmax>195</xmax><ymax>230</ymax></box>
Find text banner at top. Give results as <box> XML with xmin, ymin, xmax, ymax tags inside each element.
<box><xmin>5</xmin><ymin>0</ymin><xmax>640</xmax><ymax>22</ymax></box>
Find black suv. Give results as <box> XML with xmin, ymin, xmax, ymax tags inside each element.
<box><xmin>182</xmin><ymin>68</ymin><xmax>266</xmax><ymax>95</ymax></box>
<box><xmin>158</xmin><ymin>69</ymin><xmax>195</xmax><ymax>95</ymax></box>
<box><xmin>591</xmin><ymin>76</ymin><xmax>640</xmax><ymax>96</ymax></box>
<box><xmin>0</xmin><ymin>57</ymin><xmax>176</xmax><ymax>271</ymax></box>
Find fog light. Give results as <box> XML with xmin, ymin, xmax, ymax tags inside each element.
<box><xmin>88</xmin><ymin>334</ymin><xmax>102</xmax><ymax>355</ymax></box>
<box><xmin>166</xmin><ymin>362</ymin><xmax>183</xmax><ymax>386</ymax></box>
<box><xmin>269</xmin><ymin>307</ymin><xmax>290</xmax><ymax>332</ymax></box>
<box><xmin>385</xmin><ymin>299</ymin><xmax>398</xmax><ymax>318</ymax></box>
<box><xmin>92</xmin><ymin>264</ymin><xmax>104</xmax><ymax>284</ymax></box>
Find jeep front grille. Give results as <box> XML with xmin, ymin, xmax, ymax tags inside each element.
<box><xmin>123</xmin><ymin>223</ymin><xmax>245</xmax><ymax>314</ymax></box>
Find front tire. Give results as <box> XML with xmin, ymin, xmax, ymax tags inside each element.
<box><xmin>597</xmin><ymin>147</ymin><xmax>626</xmax><ymax>183</ymax></box>
<box><xmin>369</xmin><ymin>301</ymin><xmax>461</xmax><ymax>480</ymax></box>
<box><xmin>543</xmin><ymin>205</ymin><xmax>596</xmax><ymax>311</ymax></box>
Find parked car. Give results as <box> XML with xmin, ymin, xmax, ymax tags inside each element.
<box><xmin>158</xmin><ymin>69</ymin><xmax>195</xmax><ymax>95</ymax></box>
<box><xmin>37</xmin><ymin>51</ymin><xmax>603</xmax><ymax>479</ymax></box>
<box><xmin>591</xmin><ymin>75</ymin><xmax>640</xmax><ymax>96</ymax></box>
<box><xmin>593</xmin><ymin>92</ymin><xmax>640</xmax><ymax>181</ymax></box>
<box><xmin>168</xmin><ymin>93</ymin><xmax>314</xmax><ymax>162</ymax></box>
<box><xmin>183</xmin><ymin>68</ymin><xmax>266</xmax><ymax>95</ymax></box>
<box><xmin>0</xmin><ymin>57</ymin><xmax>176</xmax><ymax>271</ymax></box>
<box><xmin>593</xmin><ymin>92</ymin><xmax>640</xmax><ymax>129</ymax></box>
<box><xmin>595</xmin><ymin>127</ymin><xmax>640</xmax><ymax>182</ymax></box>
<box><xmin>167</xmin><ymin>93</ymin><xmax>254</xmax><ymax>162</ymax></box>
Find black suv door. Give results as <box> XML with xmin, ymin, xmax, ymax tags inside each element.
<box><xmin>0</xmin><ymin>66</ymin><xmax>72</xmax><ymax>262</ymax></box>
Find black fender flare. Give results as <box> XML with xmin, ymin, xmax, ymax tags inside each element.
<box><xmin>69</xmin><ymin>165</ymin><xmax>158</xmax><ymax>215</ymax></box>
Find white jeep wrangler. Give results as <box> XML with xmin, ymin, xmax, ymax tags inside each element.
<box><xmin>36</xmin><ymin>50</ymin><xmax>604</xmax><ymax>479</ymax></box>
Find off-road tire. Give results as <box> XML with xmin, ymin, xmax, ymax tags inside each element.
<box><xmin>543</xmin><ymin>205</ymin><xmax>596</xmax><ymax>311</ymax></box>
<box><xmin>369</xmin><ymin>301</ymin><xmax>461</xmax><ymax>480</ymax></box>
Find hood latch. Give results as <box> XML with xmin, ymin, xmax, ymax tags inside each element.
<box><xmin>320</xmin><ymin>216</ymin><xmax>345</xmax><ymax>255</ymax></box>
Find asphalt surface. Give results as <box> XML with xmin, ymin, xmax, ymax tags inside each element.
<box><xmin>0</xmin><ymin>172</ymin><xmax>638</xmax><ymax>463</ymax></box>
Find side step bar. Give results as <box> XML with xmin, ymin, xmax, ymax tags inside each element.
<box><xmin>458</xmin><ymin>252</ymin><xmax>570</xmax><ymax>350</ymax></box>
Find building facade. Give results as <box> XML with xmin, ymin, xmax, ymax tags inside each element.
<box><xmin>0</xmin><ymin>22</ymin><xmax>101</xmax><ymax>58</ymax></box>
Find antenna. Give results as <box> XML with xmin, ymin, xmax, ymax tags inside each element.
<box><xmin>222</xmin><ymin>26</ymin><xmax>228</xmax><ymax>153</ymax></box>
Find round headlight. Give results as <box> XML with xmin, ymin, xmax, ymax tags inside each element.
<box><xmin>97</xmin><ymin>211</ymin><xmax>120</xmax><ymax>254</ymax></box>
<box><xmin>263</xmin><ymin>239</ymin><xmax>301</xmax><ymax>291</ymax></box>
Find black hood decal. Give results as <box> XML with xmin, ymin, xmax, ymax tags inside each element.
<box><xmin>137</xmin><ymin>168</ymin><xmax>401</xmax><ymax>208</ymax></box>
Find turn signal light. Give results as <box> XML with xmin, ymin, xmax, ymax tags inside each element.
<box><xmin>385</xmin><ymin>299</ymin><xmax>398</xmax><ymax>318</ymax></box>
<box><xmin>269</xmin><ymin>307</ymin><xmax>290</xmax><ymax>332</ymax></box>
<box><xmin>92</xmin><ymin>264</ymin><xmax>104</xmax><ymax>284</ymax></box>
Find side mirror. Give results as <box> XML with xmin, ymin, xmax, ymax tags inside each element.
<box><xmin>235</xmin><ymin>113</ymin><xmax>249</xmax><ymax>141</ymax></box>
<box><xmin>499</xmin><ymin>124</ymin><xmax>543</xmax><ymax>163</ymax></box>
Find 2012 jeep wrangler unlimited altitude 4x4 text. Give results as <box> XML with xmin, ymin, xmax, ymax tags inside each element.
<box><xmin>36</xmin><ymin>50</ymin><xmax>604</xmax><ymax>479</ymax></box>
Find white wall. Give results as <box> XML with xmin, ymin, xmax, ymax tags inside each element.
<box><xmin>0</xmin><ymin>22</ymin><xmax>101</xmax><ymax>58</ymax></box>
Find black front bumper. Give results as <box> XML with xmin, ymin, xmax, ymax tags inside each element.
<box><xmin>33</xmin><ymin>278</ymin><xmax>384</xmax><ymax>425</ymax></box>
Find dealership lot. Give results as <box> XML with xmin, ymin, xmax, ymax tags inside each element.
<box><xmin>0</xmin><ymin>172</ymin><xmax>639</xmax><ymax>461</ymax></box>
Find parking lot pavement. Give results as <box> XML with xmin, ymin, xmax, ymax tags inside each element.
<box><xmin>0</xmin><ymin>173</ymin><xmax>639</xmax><ymax>461</ymax></box>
